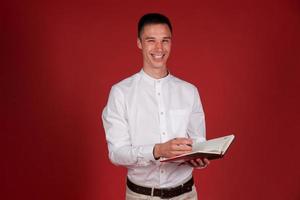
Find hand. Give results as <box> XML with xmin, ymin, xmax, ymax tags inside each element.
<box><xmin>186</xmin><ymin>158</ymin><xmax>210</xmax><ymax>169</ymax></box>
<box><xmin>153</xmin><ymin>138</ymin><xmax>193</xmax><ymax>159</ymax></box>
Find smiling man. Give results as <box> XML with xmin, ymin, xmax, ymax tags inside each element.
<box><xmin>137</xmin><ymin>23</ymin><xmax>171</xmax><ymax>76</ymax></box>
<box><xmin>102</xmin><ymin>13</ymin><xmax>209</xmax><ymax>199</ymax></box>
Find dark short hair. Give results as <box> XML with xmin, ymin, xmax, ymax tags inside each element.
<box><xmin>138</xmin><ymin>13</ymin><xmax>172</xmax><ymax>38</ymax></box>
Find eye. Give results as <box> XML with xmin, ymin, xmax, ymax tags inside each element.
<box><xmin>162</xmin><ymin>39</ymin><xmax>170</xmax><ymax>43</ymax></box>
<box><xmin>146</xmin><ymin>39</ymin><xmax>155</xmax><ymax>43</ymax></box>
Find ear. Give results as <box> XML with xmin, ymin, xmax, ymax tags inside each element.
<box><xmin>137</xmin><ymin>38</ymin><xmax>142</xmax><ymax>49</ymax></box>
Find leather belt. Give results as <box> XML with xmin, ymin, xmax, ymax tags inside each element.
<box><xmin>126</xmin><ymin>177</ymin><xmax>194</xmax><ymax>199</ymax></box>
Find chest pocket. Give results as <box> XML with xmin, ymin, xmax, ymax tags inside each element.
<box><xmin>169</xmin><ymin>109</ymin><xmax>190</xmax><ymax>137</ymax></box>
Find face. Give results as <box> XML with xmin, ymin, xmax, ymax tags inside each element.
<box><xmin>137</xmin><ymin>24</ymin><xmax>172</xmax><ymax>70</ymax></box>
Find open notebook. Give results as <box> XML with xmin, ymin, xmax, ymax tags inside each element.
<box><xmin>160</xmin><ymin>134</ymin><xmax>235</xmax><ymax>163</ymax></box>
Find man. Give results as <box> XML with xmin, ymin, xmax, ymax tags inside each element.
<box><xmin>102</xmin><ymin>13</ymin><xmax>209</xmax><ymax>199</ymax></box>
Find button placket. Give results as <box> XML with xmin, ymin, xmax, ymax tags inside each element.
<box><xmin>155</xmin><ymin>80</ymin><xmax>167</xmax><ymax>186</ymax></box>
<box><xmin>156</xmin><ymin>82</ymin><xmax>167</xmax><ymax>141</ymax></box>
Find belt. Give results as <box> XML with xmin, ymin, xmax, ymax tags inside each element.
<box><xmin>126</xmin><ymin>177</ymin><xmax>194</xmax><ymax>199</ymax></box>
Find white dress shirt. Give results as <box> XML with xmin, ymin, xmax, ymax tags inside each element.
<box><xmin>102</xmin><ymin>69</ymin><xmax>206</xmax><ymax>188</ymax></box>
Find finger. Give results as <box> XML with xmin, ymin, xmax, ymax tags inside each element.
<box><xmin>172</xmin><ymin>138</ymin><xmax>193</xmax><ymax>145</ymax></box>
<box><xmin>203</xmin><ymin>158</ymin><xmax>210</xmax><ymax>165</ymax></box>
<box><xmin>190</xmin><ymin>159</ymin><xmax>198</xmax><ymax>167</ymax></box>
<box><xmin>196</xmin><ymin>158</ymin><xmax>208</xmax><ymax>167</ymax></box>
<box><xmin>185</xmin><ymin>161</ymin><xmax>194</xmax><ymax>167</ymax></box>
<box><xmin>194</xmin><ymin>158</ymin><xmax>208</xmax><ymax>169</ymax></box>
<box><xmin>186</xmin><ymin>159</ymin><xmax>208</xmax><ymax>169</ymax></box>
<box><xmin>171</xmin><ymin>144</ymin><xmax>192</xmax><ymax>151</ymax></box>
<box><xmin>171</xmin><ymin>150</ymin><xmax>192</xmax><ymax>156</ymax></box>
<box><xmin>195</xmin><ymin>158</ymin><xmax>204</xmax><ymax>165</ymax></box>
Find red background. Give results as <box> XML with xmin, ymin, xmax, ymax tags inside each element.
<box><xmin>2</xmin><ymin>0</ymin><xmax>300</xmax><ymax>199</ymax></box>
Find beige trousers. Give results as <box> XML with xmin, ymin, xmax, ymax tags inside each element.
<box><xmin>126</xmin><ymin>185</ymin><xmax>198</xmax><ymax>200</ymax></box>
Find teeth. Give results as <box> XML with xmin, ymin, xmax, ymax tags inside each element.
<box><xmin>152</xmin><ymin>54</ymin><xmax>164</xmax><ymax>59</ymax></box>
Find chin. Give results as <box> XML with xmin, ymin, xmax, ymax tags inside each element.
<box><xmin>151</xmin><ymin>62</ymin><xmax>167</xmax><ymax>69</ymax></box>
<box><xmin>152</xmin><ymin>65</ymin><xmax>166</xmax><ymax>69</ymax></box>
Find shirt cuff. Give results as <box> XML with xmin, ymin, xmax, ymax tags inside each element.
<box><xmin>139</xmin><ymin>144</ymin><xmax>157</xmax><ymax>162</ymax></box>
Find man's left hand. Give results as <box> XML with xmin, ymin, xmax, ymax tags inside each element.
<box><xmin>186</xmin><ymin>158</ymin><xmax>210</xmax><ymax>169</ymax></box>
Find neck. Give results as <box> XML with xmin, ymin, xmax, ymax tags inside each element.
<box><xmin>143</xmin><ymin>67</ymin><xmax>168</xmax><ymax>79</ymax></box>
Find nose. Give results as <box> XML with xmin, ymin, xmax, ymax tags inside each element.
<box><xmin>155</xmin><ymin>41</ymin><xmax>163</xmax><ymax>51</ymax></box>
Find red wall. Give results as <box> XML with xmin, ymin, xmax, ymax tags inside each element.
<box><xmin>2</xmin><ymin>0</ymin><xmax>300</xmax><ymax>199</ymax></box>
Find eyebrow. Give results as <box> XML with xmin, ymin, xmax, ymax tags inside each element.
<box><xmin>144</xmin><ymin>37</ymin><xmax>155</xmax><ymax>40</ymax></box>
<box><xmin>144</xmin><ymin>36</ymin><xmax>172</xmax><ymax>40</ymax></box>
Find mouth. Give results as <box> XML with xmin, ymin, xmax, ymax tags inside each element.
<box><xmin>150</xmin><ymin>53</ymin><xmax>165</xmax><ymax>60</ymax></box>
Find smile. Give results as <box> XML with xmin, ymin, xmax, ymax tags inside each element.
<box><xmin>151</xmin><ymin>54</ymin><xmax>165</xmax><ymax>59</ymax></box>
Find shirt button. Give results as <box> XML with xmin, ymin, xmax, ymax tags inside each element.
<box><xmin>157</xmin><ymin>92</ymin><xmax>160</xmax><ymax>96</ymax></box>
<box><xmin>160</xmin><ymin>112</ymin><xmax>164</xmax><ymax>115</ymax></box>
<box><xmin>162</xmin><ymin>132</ymin><xmax>166</xmax><ymax>135</ymax></box>
<box><xmin>161</xmin><ymin>170</ymin><xmax>164</xmax><ymax>173</ymax></box>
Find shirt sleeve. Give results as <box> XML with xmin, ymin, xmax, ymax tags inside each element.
<box><xmin>102</xmin><ymin>86</ymin><xmax>157</xmax><ymax>167</ymax></box>
<box><xmin>187</xmin><ymin>86</ymin><xmax>206</xmax><ymax>143</ymax></box>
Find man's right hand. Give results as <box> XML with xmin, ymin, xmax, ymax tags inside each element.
<box><xmin>153</xmin><ymin>138</ymin><xmax>193</xmax><ymax>159</ymax></box>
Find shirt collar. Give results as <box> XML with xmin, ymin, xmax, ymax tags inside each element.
<box><xmin>140</xmin><ymin>69</ymin><xmax>171</xmax><ymax>86</ymax></box>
